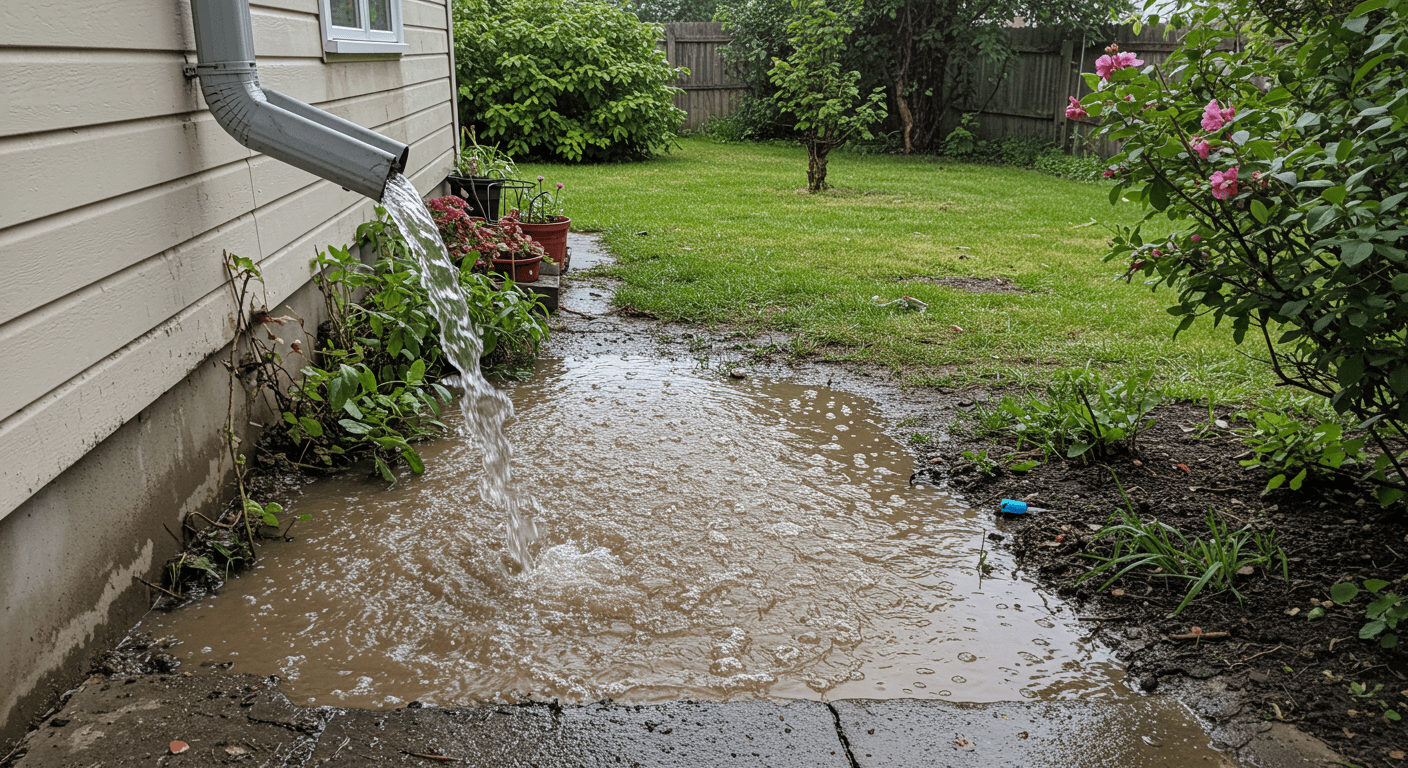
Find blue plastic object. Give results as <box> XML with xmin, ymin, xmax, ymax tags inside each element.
<box><xmin>999</xmin><ymin>499</ymin><xmax>1028</xmax><ymax>514</ymax></box>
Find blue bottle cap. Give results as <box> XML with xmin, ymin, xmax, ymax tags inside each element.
<box><xmin>999</xmin><ymin>499</ymin><xmax>1028</xmax><ymax>514</ymax></box>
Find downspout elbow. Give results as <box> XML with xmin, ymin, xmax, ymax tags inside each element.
<box><xmin>191</xmin><ymin>0</ymin><xmax>410</xmax><ymax>202</ymax></box>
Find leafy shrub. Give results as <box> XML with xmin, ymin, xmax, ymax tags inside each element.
<box><xmin>1237</xmin><ymin>410</ymin><xmax>1365</xmax><ymax>494</ymax></box>
<box><xmin>454</xmin><ymin>0</ymin><xmax>687</xmax><ymax>161</ymax></box>
<box><xmin>697</xmin><ymin>96</ymin><xmax>794</xmax><ymax>142</ymax></box>
<box><xmin>1086</xmin><ymin>0</ymin><xmax>1408</xmax><ymax>504</ymax></box>
<box><xmin>977</xmin><ymin>368</ymin><xmax>1162</xmax><ymax>460</ymax></box>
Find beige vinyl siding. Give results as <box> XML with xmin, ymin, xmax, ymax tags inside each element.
<box><xmin>0</xmin><ymin>0</ymin><xmax>457</xmax><ymax>519</ymax></box>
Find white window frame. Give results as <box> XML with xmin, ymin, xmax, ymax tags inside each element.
<box><xmin>318</xmin><ymin>0</ymin><xmax>409</xmax><ymax>55</ymax></box>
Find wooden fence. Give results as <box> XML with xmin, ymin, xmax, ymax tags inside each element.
<box><xmin>662</xmin><ymin>22</ymin><xmax>1188</xmax><ymax>155</ymax></box>
<box><xmin>663</xmin><ymin>22</ymin><xmax>747</xmax><ymax>132</ymax></box>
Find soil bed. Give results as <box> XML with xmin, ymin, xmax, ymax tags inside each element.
<box><xmin>925</xmin><ymin>402</ymin><xmax>1408</xmax><ymax>767</ymax></box>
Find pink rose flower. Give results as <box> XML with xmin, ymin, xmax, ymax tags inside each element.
<box><xmin>1210</xmin><ymin>166</ymin><xmax>1239</xmax><ymax>200</ymax></box>
<box><xmin>1095</xmin><ymin>55</ymin><xmax>1117</xmax><ymax>80</ymax></box>
<box><xmin>1066</xmin><ymin>96</ymin><xmax>1088</xmax><ymax>121</ymax></box>
<box><xmin>1191</xmin><ymin>234</ymin><xmax>1202</xmax><ymax>242</ymax></box>
<box><xmin>1095</xmin><ymin>51</ymin><xmax>1145</xmax><ymax>81</ymax></box>
<box><xmin>1192</xmin><ymin>138</ymin><xmax>1211</xmax><ymax>159</ymax></box>
<box><xmin>1103</xmin><ymin>169</ymin><xmax>1116</xmax><ymax>178</ymax></box>
<box><xmin>1151</xmin><ymin>249</ymin><xmax>1164</xmax><ymax>259</ymax></box>
<box><xmin>1201</xmin><ymin>100</ymin><xmax>1236</xmax><ymax>132</ymax></box>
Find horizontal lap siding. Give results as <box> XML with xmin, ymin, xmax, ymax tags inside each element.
<box><xmin>0</xmin><ymin>0</ymin><xmax>457</xmax><ymax>519</ymax></box>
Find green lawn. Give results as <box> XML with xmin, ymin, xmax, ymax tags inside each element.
<box><xmin>517</xmin><ymin>138</ymin><xmax>1282</xmax><ymax>403</ymax></box>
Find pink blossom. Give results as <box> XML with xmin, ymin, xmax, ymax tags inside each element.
<box><xmin>1201</xmin><ymin>100</ymin><xmax>1236</xmax><ymax>132</ymax></box>
<box><xmin>556</xmin><ymin>182</ymin><xmax>564</xmax><ymax>190</ymax></box>
<box><xmin>1151</xmin><ymin>249</ymin><xmax>1164</xmax><ymax>259</ymax></box>
<box><xmin>1095</xmin><ymin>55</ymin><xmax>1118</xmax><ymax>80</ymax></box>
<box><xmin>1210</xmin><ymin>166</ymin><xmax>1240</xmax><ymax>200</ymax></box>
<box><xmin>1103</xmin><ymin>169</ymin><xmax>1116</xmax><ymax>178</ymax></box>
<box><xmin>1190</xmin><ymin>234</ymin><xmax>1202</xmax><ymax>242</ymax></box>
<box><xmin>1192</xmin><ymin>138</ymin><xmax>1211</xmax><ymax>159</ymax></box>
<box><xmin>537</xmin><ymin>175</ymin><xmax>545</xmax><ymax>182</ymax></box>
<box><xmin>1095</xmin><ymin>51</ymin><xmax>1145</xmax><ymax>81</ymax></box>
<box><xmin>1065</xmin><ymin>97</ymin><xmax>1088</xmax><ymax>121</ymax></box>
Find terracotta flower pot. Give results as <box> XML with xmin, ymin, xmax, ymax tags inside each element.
<box><xmin>518</xmin><ymin>216</ymin><xmax>570</xmax><ymax>272</ymax></box>
<box><xmin>490</xmin><ymin>254</ymin><xmax>543</xmax><ymax>283</ymax></box>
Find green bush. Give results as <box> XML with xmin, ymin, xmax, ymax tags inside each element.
<box><xmin>1089</xmin><ymin>0</ymin><xmax>1408</xmax><ymax>504</ymax></box>
<box><xmin>454</xmin><ymin>0</ymin><xmax>687</xmax><ymax>161</ymax></box>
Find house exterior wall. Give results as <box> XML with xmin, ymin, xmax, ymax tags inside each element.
<box><xmin>0</xmin><ymin>0</ymin><xmax>458</xmax><ymax>744</ymax></box>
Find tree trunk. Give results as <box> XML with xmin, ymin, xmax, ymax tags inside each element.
<box><xmin>895</xmin><ymin>77</ymin><xmax>915</xmax><ymax>155</ymax></box>
<box><xmin>807</xmin><ymin>143</ymin><xmax>832</xmax><ymax>192</ymax></box>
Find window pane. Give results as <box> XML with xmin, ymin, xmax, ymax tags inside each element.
<box><xmin>330</xmin><ymin>0</ymin><xmax>360</xmax><ymax>28</ymax></box>
<box><xmin>368</xmin><ymin>0</ymin><xmax>392</xmax><ymax>31</ymax></box>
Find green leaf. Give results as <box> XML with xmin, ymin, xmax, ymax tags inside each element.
<box><xmin>1338</xmin><ymin>355</ymin><xmax>1365</xmax><ymax>387</ymax></box>
<box><xmin>338</xmin><ymin>418</ymin><xmax>372</xmax><ymax>435</ymax></box>
<box><xmin>1360</xmin><ymin>619</ymin><xmax>1386</xmax><ymax>638</ymax></box>
<box><xmin>1307</xmin><ymin>606</ymin><xmax>1326</xmax><ymax>620</ymax></box>
<box><xmin>1250</xmin><ymin>199</ymin><xmax>1269</xmax><ymax>223</ymax></box>
<box><xmin>298</xmin><ymin>417</ymin><xmax>323</xmax><ymax>438</ymax></box>
<box><xmin>1388</xmin><ymin>366</ymin><xmax>1408</xmax><ymax>396</ymax></box>
<box><xmin>343</xmin><ymin>399</ymin><xmax>364</xmax><ymax>420</ymax></box>
<box><xmin>1009</xmin><ymin>460</ymin><xmax>1039</xmax><ymax>472</ymax></box>
<box><xmin>358</xmin><ymin>366</ymin><xmax>378</xmax><ymax>393</ymax></box>
<box><xmin>1321</xmin><ymin>186</ymin><xmax>1347</xmax><ymax>205</ymax></box>
<box><xmin>402</xmin><ymin>448</ymin><xmax>426</xmax><ymax>474</ymax></box>
<box><xmin>1330</xmin><ymin>582</ymin><xmax>1360</xmax><ymax>604</ymax></box>
<box><xmin>1342</xmin><ymin>241</ymin><xmax>1374</xmax><ymax>266</ymax></box>
<box><xmin>1365</xmin><ymin>579</ymin><xmax>1390</xmax><ymax>593</ymax></box>
<box><xmin>407</xmin><ymin>358</ymin><xmax>427</xmax><ymax>385</ymax></box>
<box><xmin>1067</xmin><ymin>441</ymin><xmax>1093</xmax><ymax>458</ymax></box>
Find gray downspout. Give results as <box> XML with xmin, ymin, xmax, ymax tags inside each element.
<box><xmin>191</xmin><ymin>0</ymin><xmax>410</xmax><ymax>201</ymax></box>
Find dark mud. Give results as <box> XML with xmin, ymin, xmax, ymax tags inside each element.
<box><xmin>930</xmin><ymin>404</ymin><xmax>1408</xmax><ymax>768</ymax></box>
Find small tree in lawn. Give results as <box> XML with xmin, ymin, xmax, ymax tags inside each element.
<box><xmin>768</xmin><ymin>0</ymin><xmax>886</xmax><ymax>192</ymax></box>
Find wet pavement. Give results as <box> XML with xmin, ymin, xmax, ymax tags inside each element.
<box><xmin>14</xmin><ymin>672</ymin><xmax>1257</xmax><ymax>767</ymax></box>
<box><xmin>4</xmin><ymin>234</ymin><xmax>1346</xmax><ymax>768</ymax></box>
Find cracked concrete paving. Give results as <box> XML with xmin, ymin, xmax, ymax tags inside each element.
<box><xmin>9</xmin><ymin>670</ymin><xmax>1344</xmax><ymax>767</ymax></box>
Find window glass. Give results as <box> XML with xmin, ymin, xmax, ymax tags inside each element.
<box><xmin>368</xmin><ymin>0</ymin><xmax>393</xmax><ymax>31</ymax></box>
<box><xmin>330</xmin><ymin>0</ymin><xmax>360</xmax><ymax>28</ymax></box>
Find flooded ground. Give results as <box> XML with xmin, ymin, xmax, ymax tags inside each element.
<box><xmin>143</xmin><ymin>354</ymin><xmax>1128</xmax><ymax>710</ymax></box>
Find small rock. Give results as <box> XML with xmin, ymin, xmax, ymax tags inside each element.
<box><xmin>1236</xmin><ymin>565</ymin><xmax>1255</xmax><ymax>576</ymax></box>
<box><xmin>407</xmin><ymin>701</ymin><xmax>423</xmax><ymax>709</ymax></box>
<box><xmin>1249</xmin><ymin>671</ymin><xmax>1269</xmax><ymax>684</ymax></box>
<box><xmin>48</xmin><ymin>718</ymin><xmax>70</xmax><ymax>728</ymax></box>
<box><xmin>1139</xmin><ymin>674</ymin><xmax>1159</xmax><ymax>692</ymax></box>
<box><xmin>1286</xmin><ymin>607</ymin><xmax>1300</xmax><ymax>617</ymax></box>
<box><xmin>729</xmin><ymin>369</ymin><xmax>747</xmax><ymax>379</ymax></box>
<box><xmin>170</xmin><ymin>741</ymin><xmax>189</xmax><ymax>755</ymax></box>
<box><xmin>957</xmin><ymin>399</ymin><xmax>974</xmax><ymax>407</ymax></box>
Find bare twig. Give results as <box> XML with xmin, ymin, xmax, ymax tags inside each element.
<box><xmin>137</xmin><ymin>577</ymin><xmax>184</xmax><ymax>602</ymax></box>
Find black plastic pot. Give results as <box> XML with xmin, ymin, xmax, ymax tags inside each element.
<box><xmin>446</xmin><ymin>176</ymin><xmax>533</xmax><ymax>220</ymax></box>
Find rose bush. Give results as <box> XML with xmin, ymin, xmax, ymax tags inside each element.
<box><xmin>1079</xmin><ymin>0</ymin><xmax>1408</xmax><ymax>504</ymax></box>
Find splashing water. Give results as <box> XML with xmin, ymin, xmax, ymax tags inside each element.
<box><xmin>380</xmin><ymin>174</ymin><xmax>538</xmax><ymax>569</ymax></box>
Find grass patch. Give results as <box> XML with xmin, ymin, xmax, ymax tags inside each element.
<box><xmin>519</xmin><ymin>138</ymin><xmax>1284</xmax><ymax>400</ymax></box>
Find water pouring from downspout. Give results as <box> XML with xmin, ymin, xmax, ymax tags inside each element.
<box><xmin>192</xmin><ymin>0</ymin><xmax>538</xmax><ymax>567</ymax></box>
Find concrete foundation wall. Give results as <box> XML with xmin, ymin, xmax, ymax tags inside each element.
<box><xmin>0</xmin><ymin>279</ymin><xmax>327</xmax><ymax>747</ymax></box>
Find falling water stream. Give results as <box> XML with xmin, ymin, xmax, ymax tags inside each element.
<box><xmin>379</xmin><ymin>174</ymin><xmax>538</xmax><ymax>568</ymax></box>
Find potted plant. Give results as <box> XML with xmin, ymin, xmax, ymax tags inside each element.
<box><xmin>486</xmin><ymin>209</ymin><xmax>546</xmax><ymax>283</ymax></box>
<box><xmin>446</xmin><ymin>128</ymin><xmax>531</xmax><ymax>220</ymax></box>
<box><xmin>429</xmin><ymin>196</ymin><xmax>544</xmax><ymax>283</ymax></box>
<box><xmin>512</xmin><ymin>175</ymin><xmax>571</xmax><ymax>271</ymax></box>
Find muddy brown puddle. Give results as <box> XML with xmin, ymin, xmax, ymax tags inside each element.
<box><xmin>143</xmin><ymin>355</ymin><xmax>1130</xmax><ymax>710</ymax></box>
